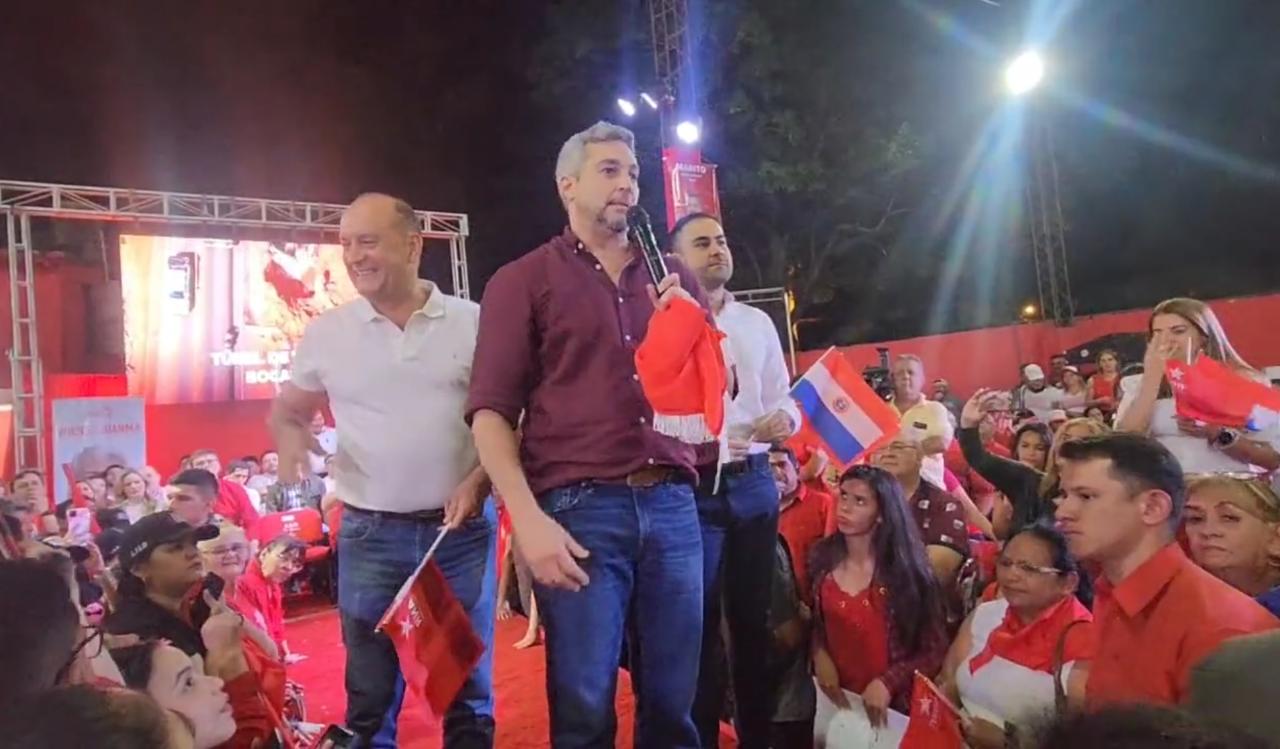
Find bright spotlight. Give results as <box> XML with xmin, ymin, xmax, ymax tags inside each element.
<box><xmin>616</xmin><ymin>98</ymin><xmax>637</xmax><ymax>117</ymax></box>
<box><xmin>1004</xmin><ymin>50</ymin><xmax>1045</xmax><ymax>96</ymax></box>
<box><xmin>675</xmin><ymin>120</ymin><xmax>701</xmax><ymax>144</ymax></box>
<box><xmin>1021</xmin><ymin>303</ymin><xmax>1040</xmax><ymax>319</ymax></box>
<box><xmin>640</xmin><ymin>92</ymin><xmax>659</xmax><ymax>110</ymax></box>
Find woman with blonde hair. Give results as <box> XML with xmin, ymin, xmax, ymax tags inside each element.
<box><xmin>1184</xmin><ymin>475</ymin><xmax>1280</xmax><ymax>616</ymax></box>
<box><xmin>114</xmin><ymin>469</ymin><xmax>162</xmax><ymax>525</ymax></box>
<box><xmin>959</xmin><ymin>390</ymin><xmax>1108</xmax><ymax>536</ymax></box>
<box><xmin>1117</xmin><ymin>297</ymin><xmax>1280</xmax><ymax>474</ymax></box>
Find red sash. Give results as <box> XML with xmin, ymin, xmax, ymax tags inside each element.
<box><xmin>969</xmin><ymin>596</ymin><xmax>1095</xmax><ymax>675</ymax></box>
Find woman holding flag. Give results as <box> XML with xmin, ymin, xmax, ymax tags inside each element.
<box><xmin>810</xmin><ymin>464</ymin><xmax>948</xmax><ymax>727</ymax></box>
<box><xmin>1115</xmin><ymin>297</ymin><xmax>1280</xmax><ymax>475</ymax></box>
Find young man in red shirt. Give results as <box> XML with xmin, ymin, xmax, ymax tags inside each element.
<box><xmin>190</xmin><ymin>449</ymin><xmax>261</xmax><ymax>537</ymax></box>
<box><xmin>234</xmin><ymin>535</ymin><xmax>306</xmax><ymax>663</ymax></box>
<box><xmin>1055</xmin><ymin>433</ymin><xmax>1278</xmax><ymax>708</ymax></box>
<box><xmin>770</xmin><ymin>445</ymin><xmax>832</xmax><ymax>603</ymax></box>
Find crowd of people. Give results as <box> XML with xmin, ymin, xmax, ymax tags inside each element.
<box><xmin>1</xmin><ymin>119</ymin><xmax>1279</xmax><ymax>749</ymax></box>
<box><xmin>0</xmin><ymin>436</ymin><xmax>337</xmax><ymax>748</ymax></box>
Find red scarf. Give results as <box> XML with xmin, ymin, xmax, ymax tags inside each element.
<box><xmin>969</xmin><ymin>596</ymin><xmax>1095</xmax><ymax>675</ymax></box>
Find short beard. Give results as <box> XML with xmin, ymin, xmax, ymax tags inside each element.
<box><xmin>598</xmin><ymin>210</ymin><xmax>627</xmax><ymax>234</ymax></box>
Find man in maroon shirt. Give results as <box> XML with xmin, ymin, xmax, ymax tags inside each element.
<box><xmin>467</xmin><ymin>121</ymin><xmax>709</xmax><ymax>748</ymax></box>
<box><xmin>190</xmin><ymin>449</ymin><xmax>261</xmax><ymax>538</ymax></box>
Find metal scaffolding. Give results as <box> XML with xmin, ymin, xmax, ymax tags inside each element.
<box><xmin>648</xmin><ymin>0</ymin><xmax>689</xmax><ymax>145</ymax></box>
<box><xmin>0</xmin><ymin>180</ymin><xmax>471</xmax><ymax>472</ymax></box>
<box><xmin>1024</xmin><ymin>120</ymin><xmax>1074</xmax><ymax>326</ymax></box>
<box><xmin>731</xmin><ymin>286</ymin><xmax>798</xmax><ymax>373</ymax></box>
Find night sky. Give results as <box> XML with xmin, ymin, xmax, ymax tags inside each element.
<box><xmin>3</xmin><ymin>0</ymin><xmax>1279</xmax><ymax>343</ymax></box>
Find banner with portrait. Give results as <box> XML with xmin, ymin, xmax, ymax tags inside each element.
<box><xmin>52</xmin><ymin>397</ymin><xmax>148</xmax><ymax>504</ymax></box>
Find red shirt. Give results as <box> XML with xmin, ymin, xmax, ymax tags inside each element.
<box><xmin>465</xmin><ymin>228</ymin><xmax>710</xmax><ymax>494</ymax></box>
<box><xmin>821</xmin><ymin>577</ymin><xmax>890</xmax><ymax>695</ymax></box>
<box><xmin>215</xmin><ymin>479</ymin><xmax>261</xmax><ymax>538</ymax></box>
<box><xmin>1087</xmin><ymin>542</ymin><xmax>1279</xmax><ymax>708</ymax></box>
<box><xmin>779</xmin><ymin>484</ymin><xmax>832</xmax><ymax>602</ymax></box>
<box><xmin>234</xmin><ymin>559</ymin><xmax>286</xmax><ymax>655</ymax></box>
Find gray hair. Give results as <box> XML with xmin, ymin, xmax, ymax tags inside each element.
<box><xmin>554</xmin><ymin>121</ymin><xmax>637</xmax><ymax>183</ymax></box>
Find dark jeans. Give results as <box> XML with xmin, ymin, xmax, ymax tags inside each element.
<box><xmin>693</xmin><ymin>455</ymin><xmax>780</xmax><ymax>749</ymax></box>
<box><xmin>337</xmin><ymin>500</ymin><xmax>497</xmax><ymax>749</ymax></box>
<box><xmin>536</xmin><ymin>479</ymin><xmax>703</xmax><ymax>749</ymax></box>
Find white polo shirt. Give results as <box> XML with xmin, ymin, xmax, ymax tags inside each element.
<box><xmin>290</xmin><ymin>282</ymin><xmax>479</xmax><ymax>513</ymax></box>
<box><xmin>715</xmin><ymin>296</ymin><xmax>801</xmax><ymax>454</ymax></box>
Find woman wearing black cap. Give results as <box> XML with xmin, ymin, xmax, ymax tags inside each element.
<box><xmin>104</xmin><ymin>512</ymin><xmax>220</xmax><ymax>656</ymax></box>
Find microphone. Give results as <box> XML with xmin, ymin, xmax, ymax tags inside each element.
<box><xmin>626</xmin><ymin>205</ymin><xmax>669</xmax><ymax>288</ymax></box>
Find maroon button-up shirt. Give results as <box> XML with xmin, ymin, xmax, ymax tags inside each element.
<box><xmin>465</xmin><ymin>227</ymin><xmax>710</xmax><ymax>495</ymax></box>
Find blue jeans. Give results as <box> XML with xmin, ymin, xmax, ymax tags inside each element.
<box><xmin>693</xmin><ymin>455</ymin><xmax>780</xmax><ymax>749</ymax></box>
<box><xmin>337</xmin><ymin>500</ymin><xmax>497</xmax><ymax>749</ymax></box>
<box><xmin>536</xmin><ymin>480</ymin><xmax>703</xmax><ymax>749</ymax></box>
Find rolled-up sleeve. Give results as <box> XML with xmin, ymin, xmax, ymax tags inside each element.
<box><xmin>465</xmin><ymin>263</ymin><xmax>536</xmax><ymax>427</ymax></box>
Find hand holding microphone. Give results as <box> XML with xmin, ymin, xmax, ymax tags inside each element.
<box><xmin>627</xmin><ymin>205</ymin><xmax>694</xmax><ymax>310</ymax></box>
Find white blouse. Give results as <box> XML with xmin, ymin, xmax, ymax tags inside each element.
<box><xmin>955</xmin><ymin>599</ymin><xmax>1077</xmax><ymax>729</ymax></box>
<box><xmin>1116</xmin><ymin>374</ymin><xmax>1268</xmax><ymax>475</ymax></box>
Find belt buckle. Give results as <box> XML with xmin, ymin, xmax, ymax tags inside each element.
<box><xmin>626</xmin><ymin>467</ymin><xmax>661</xmax><ymax>488</ymax></box>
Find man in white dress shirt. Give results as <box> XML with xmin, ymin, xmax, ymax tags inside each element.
<box><xmin>269</xmin><ymin>193</ymin><xmax>495</xmax><ymax>749</ymax></box>
<box><xmin>671</xmin><ymin>212</ymin><xmax>800</xmax><ymax>749</ymax></box>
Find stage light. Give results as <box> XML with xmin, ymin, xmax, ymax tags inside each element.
<box><xmin>1004</xmin><ymin>50</ymin><xmax>1045</xmax><ymax>96</ymax></box>
<box><xmin>640</xmin><ymin>92</ymin><xmax>659</xmax><ymax>110</ymax></box>
<box><xmin>616</xmin><ymin>98</ymin><xmax>638</xmax><ymax>117</ymax></box>
<box><xmin>675</xmin><ymin>120</ymin><xmax>701</xmax><ymax>144</ymax></box>
<box><xmin>1021</xmin><ymin>302</ymin><xmax>1039</xmax><ymax>319</ymax></box>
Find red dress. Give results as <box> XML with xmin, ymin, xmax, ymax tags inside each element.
<box><xmin>820</xmin><ymin>576</ymin><xmax>890</xmax><ymax>694</ymax></box>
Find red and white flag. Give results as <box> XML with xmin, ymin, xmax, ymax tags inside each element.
<box><xmin>376</xmin><ymin>529</ymin><xmax>483</xmax><ymax>715</ymax></box>
<box><xmin>1166</xmin><ymin>357</ymin><xmax>1280</xmax><ymax>432</ymax></box>
<box><xmin>900</xmin><ymin>672</ymin><xmax>964</xmax><ymax>749</ymax></box>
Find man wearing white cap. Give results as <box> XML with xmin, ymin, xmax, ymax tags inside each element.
<box><xmin>1016</xmin><ymin>363</ymin><xmax>1064</xmax><ymax>423</ymax></box>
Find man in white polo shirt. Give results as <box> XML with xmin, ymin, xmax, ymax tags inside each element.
<box><xmin>671</xmin><ymin>212</ymin><xmax>800</xmax><ymax>749</ymax></box>
<box><xmin>270</xmin><ymin>193</ymin><xmax>494</xmax><ymax>748</ymax></box>
<box><xmin>889</xmin><ymin>354</ymin><xmax>954</xmax><ymax>489</ymax></box>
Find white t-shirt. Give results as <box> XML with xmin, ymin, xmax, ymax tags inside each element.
<box><xmin>714</xmin><ymin>297</ymin><xmax>801</xmax><ymax>455</ymax></box>
<box><xmin>1116</xmin><ymin>373</ymin><xmax>1268</xmax><ymax>475</ymax></box>
<box><xmin>955</xmin><ymin>598</ymin><xmax>1079</xmax><ymax>728</ymax></box>
<box><xmin>1020</xmin><ymin>385</ymin><xmax>1064</xmax><ymax>422</ymax></box>
<box><xmin>290</xmin><ymin>283</ymin><xmax>480</xmax><ymax>513</ymax></box>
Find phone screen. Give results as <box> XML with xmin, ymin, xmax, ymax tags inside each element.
<box><xmin>67</xmin><ymin>509</ymin><xmax>91</xmax><ymax>543</ymax></box>
<box><xmin>314</xmin><ymin>725</ymin><xmax>355</xmax><ymax>748</ymax></box>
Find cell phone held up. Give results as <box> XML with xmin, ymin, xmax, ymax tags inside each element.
<box><xmin>311</xmin><ymin>724</ymin><xmax>356</xmax><ymax>749</ymax></box>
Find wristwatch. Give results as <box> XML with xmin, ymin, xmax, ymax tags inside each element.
<box><xmin>1212</xmin><ymin>428</ymin><xmax>1241</xmax><ymax>451</ymax></box>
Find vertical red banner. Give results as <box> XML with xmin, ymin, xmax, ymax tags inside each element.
<box><xmin>661</xmin><ymin>148</ymin><xmax>722</xmax><ymax>231</ymax></box>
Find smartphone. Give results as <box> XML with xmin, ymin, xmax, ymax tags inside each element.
<box><xmin>312</xmin><ymin>724</ymin><xmax>356</xmax><ymax>749</ymax></box>
<box><xmin>67</xmin><ymin>508</ymin><xmax>92</xmax><ymax>544</ymax></box>
<box><xmin>187</xmin><ymin>572</ymin><xmax>226</xmax><ymax>628</ymax></box>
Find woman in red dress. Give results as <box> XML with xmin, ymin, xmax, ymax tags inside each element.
<box><xmin>1086</xmin><ymin>349</ymin><xmax>1121</xmax><ymax>412</ymax></box>
<box><xmin>810</xmin><ymin>464</ymin><xmax>949</xmax><ymax>726</ymax></box>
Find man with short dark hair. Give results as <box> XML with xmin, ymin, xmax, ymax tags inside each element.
<box><xmin>247</xmin><ymin>450</ymin><xmax>280</xmax><ymax>494</ymax></box>
<box><xmin>1048</xmin><ymin>352</ymin><xmax>1070</xmax><ymax>389</ymax></box>
<box><xmin>168</xmin><ymin>469</ymin><xmax>222</xmax><ymax>528</ymax></box>
<box><xmin>770</xmin><ymin>446</ymin><xmax>832</xmax><ymax>602</ymax></box>
<box><xmin>189</xmin><ymin>449</ymin><xmax>260</xmax><ymax>535</ymax></box>
<box><xmin>671</xmin><ymin>211</ymin><xmax>798</xmax><ymax>748</ymax></box>
<box><xmin>1055</xmin><ymin>433</ymin><xmax>1278</xmax><ymax>707</ymax></box>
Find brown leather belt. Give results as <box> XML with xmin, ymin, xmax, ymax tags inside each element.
<box><xmin>600</xmin><ymin>465</ymin><xmax>681</xmax><ymax>488</ymax></box>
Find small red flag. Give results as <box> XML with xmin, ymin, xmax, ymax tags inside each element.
<box><xmin>900</xmin><ymin>672</ymin><xmax>964</xmax><ymax>749</ymax></box>
<box><xmin>376</xmin><ymin>536</ymin><xmax>483</xmax><ymax>715</ymax></box>
<box><xmin>1166</xmin><ymin>357</ymin><xmax>1280</xmax><ymax>431</ymax></box>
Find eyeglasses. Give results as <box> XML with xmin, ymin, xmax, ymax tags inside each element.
<box><xmin>55</xmin><ymin>626</ymin><xmax>103</xmax><ymax>684</ymax></box>
<box><xmin>996</xmin><ymin>557</ymin><xmax>1063</xmax><ymax>577</ymax></box>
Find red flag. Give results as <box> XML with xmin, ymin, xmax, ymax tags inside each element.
<box><xmin>900</xmin><ymin>672</ymin><xmax>964</xmax><ymax>749</ymax></box>
<box><xmin>1166</xmin><ymin>357</ymin><xmax>1280</xmax><ymax>431</ymax></box>
<box><xmin>376</xmin><ymin>549</ymin><xmax>483</xmax><ymax>715</ymax></box>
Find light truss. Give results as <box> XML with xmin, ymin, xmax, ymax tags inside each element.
<box><xmin>1</xmin><ymin>179</ymin><xmax>472</xmax><ymax>472</ymax></box>
<box><xmin>731</xmin><ymin>286</ymin><xmax>798</xmax><ymax>373</ymax></box>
